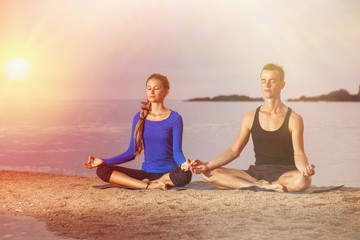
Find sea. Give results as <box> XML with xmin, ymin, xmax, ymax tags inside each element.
<box><xmin>0</xmin><ymin>100</ymin><xmax>359</xmax><ymax>187</ymax></box>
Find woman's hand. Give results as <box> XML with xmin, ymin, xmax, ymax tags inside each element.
<box><xmin>189</xmin><ymin>159</ymin><xmax>209</xmax><ymax>174</ymax></box>
<box><xmin>83</xmin><ymin>156</ymin><xmax>104</xmax><ymax>169</ymax></box>
<box><xmin>181</xmin><ymin>158</ymin><xmax>192</xmax><ymax>171</ymax></box>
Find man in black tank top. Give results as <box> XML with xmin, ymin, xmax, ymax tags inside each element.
<box><xmin>190</xmin><ymin>63</ymin><xmax>315</xmax><ymax>192</ymax></box>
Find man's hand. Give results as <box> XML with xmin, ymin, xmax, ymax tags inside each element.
<box><xmin>181</xmin><ymin>158</ymin><xmax>191</xmax><ymax>171</ymax></box>
<box><xmin>297</xmin><ymin>163</ymin><xmax>315</xmax><ymax>177</ymax></box>
<box><xmin>83</xmin><ymin>156</ymin><xmax>104</xmax><ymax>169</ymax></box>
<box><xmin>189</xmin><ymin>159</ymin><xmax>209</xmax><ymax>174</ymax></box>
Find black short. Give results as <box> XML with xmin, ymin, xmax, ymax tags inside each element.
<box><xmin>245</xmin><ymin>164</ymin><xmax>297</xmax><ymax>182</ymax></box>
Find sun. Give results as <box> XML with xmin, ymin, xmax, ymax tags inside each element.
<box><xmin>4</xmin><ymin>57</ymin><xmax>31</xmax><ymax>81</ymax></box>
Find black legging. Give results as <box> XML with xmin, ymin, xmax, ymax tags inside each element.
<box><xmin>97</xmin><ymin>164</ymin><xmax>192</xmax><ymax>187</ymax></box>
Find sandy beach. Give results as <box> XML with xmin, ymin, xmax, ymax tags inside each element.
<box><xmin>0</xmin><ymin>171</ymin><xmax>359</xmax><ymax>240</ymax></box>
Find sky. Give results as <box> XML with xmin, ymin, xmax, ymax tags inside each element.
<box><xmin>0</xmin><ymin>0</ymin><xmax>359</xmax><ymax>101</ymax></box>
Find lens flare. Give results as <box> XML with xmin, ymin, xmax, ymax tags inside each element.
<box><xmin>4</xmin><ymin>57</ymin><xmax>31</xmax><ymax>81</ymax></box>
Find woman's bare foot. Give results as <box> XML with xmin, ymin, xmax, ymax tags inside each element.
<box><xmin>141</xmin><ymin>178</ymin><xmax>150</xmax><ymax>184</ymax></box>
<box><xmin>256</xmin><ymin>180</ymin><xmax>285</xmax><ymax>192</ymax></box>
<box><xmin>147</xmin><ymin>181</ymin><xmax>168</xmax><ymax>190</ymax></box>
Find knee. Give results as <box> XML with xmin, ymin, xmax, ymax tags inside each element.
<box><xmin>202</xmin><ymin>173</ymin><xmax>210</xmax><ymax>182</ymax></box>
<box><xmin>300</xmin><ymin>175</ymin><xmax>312</xmax><ymax>188</ymax></box>
<box><xmin>96</xmin><ymin>164</ymin><xmax>113</xmax><ymax>183</ymax></box>
<box><xmin>169</xmin><ymin>167</ymin><xmax>192</xmax><ymax>187</ymax></box>
<box><xmin>202</xmin><ymin>168</ymin><xmax>221</xmax><ymax>183</ymax></box>
<box><xmin>292</xmin><ymin>174</ymin><xmax>312</xmax><ymax>192</ymax></box>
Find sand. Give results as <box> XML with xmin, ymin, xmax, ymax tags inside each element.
<box><xmin>0</xmin><ymin>210</ymin><xmax>76</xmax><ymax>240</ymax></box>
<box><xmin>0</xmin><ymin>171</ymin><xmax>359</xmax><ymax>240</ymax></box>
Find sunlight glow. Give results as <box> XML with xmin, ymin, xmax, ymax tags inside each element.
<box><xmin>4</xmin><ymin>57</ymin><xmax>31</xmax><ymax>81</ymax></box>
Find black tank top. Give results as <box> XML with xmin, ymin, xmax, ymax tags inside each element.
<box><xmin>250</xmin><ymin>106</ymin><xmax>295</xmax><ymax>165</ymax></box>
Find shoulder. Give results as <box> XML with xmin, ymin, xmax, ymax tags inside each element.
<box><xmin>133</xmin><ymin>112</ymin><xmax>141</xmax><ymax>121</ymax></box>
<box><xmin>169</xmin><ymin>110</ymin><xmax>182</xmax><ymax>121</ymax></box>
<box><xmin>244</xmin><ymin>109</ymin><xmax>257</xmax><ymax>120</ymax></box>
<box><xmin>289</xmin><ymin>109</ymin><xmax>304</xmax><ymax>132</ymax></box>
<box><xmin>170</xmin><ymin>110</ymin><xmax>181</xmax><ymax>118</ymax></box>
<box><xmin>242</xmin><ymin>109</ymin><xmax>257</xmax><ymax>130</ymax></box>
<box><xmin>289</xmin><ymin>109</ymin><xmax>303</xmax><ymax>124</ymax></box>
<box><xmin>168</xmin><ymin>110</ymin><xmax>183</xmax><ymax>127</ymax></box>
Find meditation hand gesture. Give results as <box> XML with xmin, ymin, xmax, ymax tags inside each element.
<box><xmin>189</xmin><ymin>159</ymin><xmax>209</xmax><ymax>174</ymax></box>
<box><xmin>180</xmin><ymin>158</ymin><xmax>192</xmax><ymax>171</ymax></box>
<box><xmin>297</xmin><ymin>163</ymin><xmax>315</xmax><ymax>177</ymax></box>
<box><xmin>83</xmin><ymin>156</ymin><xmax>104</xmax><ymax>169</ymax></box>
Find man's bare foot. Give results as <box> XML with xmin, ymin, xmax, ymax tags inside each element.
<box><xmin>256</xmin><ymin>180</ymin><xmax>285</xmax><ymax>192</ymax></box>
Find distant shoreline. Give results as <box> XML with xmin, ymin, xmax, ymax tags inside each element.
<box><xmin>288</xmin><ymin>85</ymin><xmax>360</xmax><ymax>102</ymax></box>
<box><xmin>186</xmin><ymin>94</ymin><xmax>263</xmax><ymax>102</ymax></box>
<box><xmin>186</xmin><ymin>85</ymin><xmax>360</xmax><ymax>102</ymax></box>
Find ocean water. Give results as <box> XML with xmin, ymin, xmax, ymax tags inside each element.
<box><xmin>0</xmin><ymin>100</ymin><xmax>359</xmax><ymax>187</ymax></box>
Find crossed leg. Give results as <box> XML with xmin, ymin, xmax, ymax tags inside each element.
<box><xmin>203</xmin><ymin>167</ymin><xmax>312</xmax><ymax>192</ymax></box>
<box><xmin>202</xmin><ymin>167</ymin><xmax>286</xmax><ymax>192</ymax></box>
<box><xmin>109</xmin><ymin>171</ymin><xmax>167</xmax><ymax>189</ymax></box>
<box><xmin>274</xmin><ymin>170</ymin><xmax>312</xmax><ymax>192</ymax></box>
<box><xmin>96</xmin><ymin>164</ymin><xmax>168</xmax><ymax>189</ymax></box>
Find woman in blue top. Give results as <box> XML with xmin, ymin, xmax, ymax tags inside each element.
<box><xmin>83</xmin><ymin>73</ymin><xmax>192</xmax><ymax>189</ymax></box>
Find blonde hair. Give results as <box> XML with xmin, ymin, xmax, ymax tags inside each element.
<box><xmin>261</xmin><ymin>63</ymin><xmax>285</xmax><ymax>81</ymax></box>
<box><xmin>133</xmin><ymin>73</ymin><xmax>170</xmax><ymax>156</ymax></box>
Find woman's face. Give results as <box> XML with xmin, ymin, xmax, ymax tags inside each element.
<box><xmin>146</xmin><ymin>78</ymin><xmax>168</xmax><ymax>103</ymax></box>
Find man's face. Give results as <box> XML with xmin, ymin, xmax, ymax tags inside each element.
<box><xmin>260</xmin><ymin>70</ymin><xmax>285</xmax><ymax>98</ymax></box>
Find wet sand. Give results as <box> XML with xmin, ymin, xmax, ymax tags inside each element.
<box><xmin>0</xmin><ymin>210</ymin><xmax>75</xmax><ymax>240</ymax></box>
<box><xmin>0</xmin><ymin>171</ymin><xmax>359</xmax><ymax>240</ymax></box>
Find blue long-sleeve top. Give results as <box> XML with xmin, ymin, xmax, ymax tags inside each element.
<box><xmin>102</xmin><ymin>110</ymin><xmax>186</xmax><ymax>173</ymax></box>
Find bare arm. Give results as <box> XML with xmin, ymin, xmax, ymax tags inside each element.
<box><xmin>290</xmin><ymin>112</ymin><xmax>315</xmax><ymax>177</ymax></box>
<box><xmin>191</xmin><ymin>111</ymin><xmax>253</xmax><ymax>173</ymax></box>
